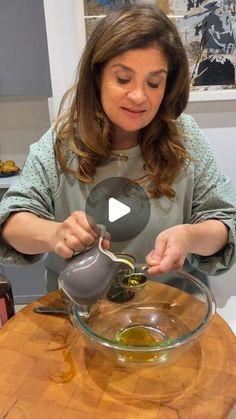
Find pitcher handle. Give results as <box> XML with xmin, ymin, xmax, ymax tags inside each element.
<box><xmin>98</xmin><ymin>225</ymin><xmax>135</xmax><ymax>271</ymax></box>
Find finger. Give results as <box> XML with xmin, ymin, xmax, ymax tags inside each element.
<box><xmin>101</xmin><ymin>238</ymin><xmax>110</xmax><ymax>250</ymax></box>
<box><xmin>54</xmin><ymin>241</ymin><xmax>75</xmax><ymax>259</ymax></box>
<box><xmin>146</xmin><ymin>236</ymin><xmax>167</xmax><ymax>266</ymax></box>
<box><xmin>147</xmin><ymin>265</ymin><xmax>165</xmax><ymax>276</ymax></box>
<box><xmin>76</xmin><ymin>212</ymin><xmax>101</xmax><ymax>238</ymax></box>
<box><xmin>159</xmin><ymin>241</ymin><xmax>185</xmax><ymax>270</ymax></box>
<box><xmin>159</xmin><ymin>255</ymin><xmax>176</xmax><ymax>272</ymax></box>
<box><xmin>146</xmin><ymin>243</ymin><xmax>180</xmax><ymax>275</ymax></box>
<box><xmin>103</xmin><ymin>230</ymin><xmax>111</xmax><ymax>241</ymax></box>
<box><xmin>148</xmin><ymin>250</ymin><xmax>184</xmax><ymax>275</ymax></box>
<box><xmin>67</xmin><ymin>212</ymin><xmax>100</xmax><ymax>241</ymax></box>
<box><xmin>64</xmin><ymin>228</ymin><xmax>96</xmax><ymax>252</ymax></box>
<box><xmin>147</xmin><ymin>258</ymin><xmax>176</xmax><ymax>276</ymax></box>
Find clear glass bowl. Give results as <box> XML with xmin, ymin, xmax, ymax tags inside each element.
<box><xmin>71</xmin><ymin>271</ymin><xmax>216</xmax><ymax>368</ymax></box>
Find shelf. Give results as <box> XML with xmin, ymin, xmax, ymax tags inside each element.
<box><xmin>0</xmin><ymin>176</ymin><xmax>19</xmax><ymax>189</ymax></box>
<box><xmin>0</xmin><ymin>154</ymin><xmax>25</xmax><ymax>189</ymax></box>
<box><xmin>189</xmin><ymin>89</ymin><xmax>236</xmax><ymax>102</ymax></box>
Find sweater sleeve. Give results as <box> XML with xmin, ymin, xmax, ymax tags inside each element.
<box><xmin>0</xmin><ymin>127</ymin><xmax>62</xmax><ymax>266</ymax></box>
<box><xmin>182</xmin><ymin>114</ymin><xmax>236</xmax><ymax>275</ymax></box>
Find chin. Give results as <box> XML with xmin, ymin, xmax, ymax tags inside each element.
<box><xmin>118</xmin><ymin>123</ymin><xmax>146</xmax><ymax>133</ymax></box>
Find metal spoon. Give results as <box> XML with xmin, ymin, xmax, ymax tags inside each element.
<box><xmin>141</xmin><ymin>265</ymin><xmax>150</xmax><ymax>274</ymax></box>
<box><xmin>120</xmin><ymin>272</ymin><xmax>148</xmax><ymax>289</ymax></box>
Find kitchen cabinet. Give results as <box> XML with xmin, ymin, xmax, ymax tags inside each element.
<box><xmin>1</xmin><ymin>262</ymin><xmax>46</xmax><ymax>305</ymax></box>
<box><xmin>0</xmin><ymin>0</ymin><xmax>52</xmax><ymax>97</ymax></box>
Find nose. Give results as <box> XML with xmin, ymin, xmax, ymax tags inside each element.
<box><xmin>127</xmin><ymin>84</ymin><xmax>147</xmax><ymax>104</ymax></box>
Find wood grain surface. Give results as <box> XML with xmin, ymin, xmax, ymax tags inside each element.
<box><xmin>0</xmin><ymin>289</ymin><xmax>235</xmax><ymax>419</ymax></box>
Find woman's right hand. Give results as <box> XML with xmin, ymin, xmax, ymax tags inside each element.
<box><xmin>1</xmin><ymin>210</ymin><xmax>110</xmax><ymax>257</ymax></box>
<box><xmin>50</xmin><ymin>211</ymin><xmax>109</xmax><ymax>258</ymax></box>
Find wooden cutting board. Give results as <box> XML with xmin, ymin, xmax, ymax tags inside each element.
<box><xmin>0</xmin><ymin>290</ymin><xmax>235</xmax><ymax>419</ymax></box>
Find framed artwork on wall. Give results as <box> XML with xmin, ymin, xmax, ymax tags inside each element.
<box><xmin>83</xmin><ymin>0</ymin><xmax>236</xmax><ymax>100</ymax></box>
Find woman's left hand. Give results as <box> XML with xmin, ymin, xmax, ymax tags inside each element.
<box><xmin>145</xmin><ymin>225</ymin><xmax>191</xmax><ymax>275</ymax></box>
<box><xmin>146</xmin><ymin>220</ymin><xmax>229</xmax><ymax>275</ymax></box>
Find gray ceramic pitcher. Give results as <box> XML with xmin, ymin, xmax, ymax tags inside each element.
<box><xmin>58</xmin><ymin>227</ymin><xmax>134</xmax><ymax>315</ymax></box>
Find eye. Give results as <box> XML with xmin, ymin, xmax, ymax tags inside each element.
<box><xmin>148</xmin><ymin>81</ymin><xmax>160</xmax><ymax>89</ymax></box>
<box><xmin>117</xmin><ymin>77</ymin><xmax>130</xmax><ymax>85</ymax></box>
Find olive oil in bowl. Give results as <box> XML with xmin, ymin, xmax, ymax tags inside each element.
<box><xmin>115</xmin><ymin>324</ymin><xmax>168</xmax><ymax>363</ymax></box>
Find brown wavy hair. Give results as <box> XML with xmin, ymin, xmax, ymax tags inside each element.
<box><xmin>54</xmin><ymin>3</ymin><xmax>191</xmax><ymax>198</ymax></box>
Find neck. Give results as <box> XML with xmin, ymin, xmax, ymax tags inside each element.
<box><xmin>112</xmin><ymin>142</ymin><xmax>138</xmax><ymax>151</ymax></box>
<box><xmin>112</xmin><ymin>129</ymin><xmax>139</xmax><ymax>150</ymax></box>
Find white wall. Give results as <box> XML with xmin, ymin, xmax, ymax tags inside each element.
<box><xmin>0</xmin><ymin>97</ymin><xmax>50</xmax><ymax>162</ymax></box>
<box><xmin>43</xmin><ymin>0</ymin><xmax>86</xmax><ymax>121</ymax></box>
<box><xmin>187</xmin><ymin>100</ymin><xmax>236</xmax><ymax>183</ymax></box>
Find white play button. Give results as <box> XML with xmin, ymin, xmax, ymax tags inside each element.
<box><xmin>108</xmin><ymin>197</ymin><xmax>131</xmax><ymax>222</ymax></box>
<box><xmin>85</xmin><ymin>177</ymin><xmax>151</xmax><ymax>242</ymax></box>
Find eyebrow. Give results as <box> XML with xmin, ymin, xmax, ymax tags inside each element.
<box><xmin>111</xmin><ymin>64</ymin><xmax>168</xmax><ymax>76</ymax></box>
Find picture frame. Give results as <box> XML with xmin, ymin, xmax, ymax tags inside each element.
<box><xmin>83</xmin><ymin>0</ymin><xmax>236</xmax><ymax>101</ymax></box>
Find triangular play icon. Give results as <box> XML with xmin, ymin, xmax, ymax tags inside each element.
<box><xmin>108</xmin><ymin>197</ymin><xmax>131</xmax><ymax>222</ymax></box>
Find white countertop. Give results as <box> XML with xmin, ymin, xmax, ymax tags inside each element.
<box><xmin>0</xmin><ymin>173</ymin><xmax>20</xmax><ymax>188</ymax></box>
<box><xmin>217</xmin><ymin>297</ymin><xmax>236</xmax><ymax>335</ymax></box>
<box><xmin>209</xmin><ymin>272</ymin><xmax>236</xmax><ymax>335</ymax></box>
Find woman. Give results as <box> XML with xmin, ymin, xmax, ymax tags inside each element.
<box><xmin>0</xmin><ymin>3</ymin><xmax>236</xmax><ymax>291</ymax></box>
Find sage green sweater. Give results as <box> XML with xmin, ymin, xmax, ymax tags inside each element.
<box><xmin>1</xmin><ymin>114</ymin><xmax>236</xmax><ymax>291</ymax></box>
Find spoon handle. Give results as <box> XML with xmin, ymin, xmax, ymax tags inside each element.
<box><xmin>140</xmin><ymin>265</ymin><xmax>150</xmax><ymax>273</ymax></box>
<box><xmin>33</xmin><ymin>306</ymin><xmax>68</xmax><ymax>315</ymax></box>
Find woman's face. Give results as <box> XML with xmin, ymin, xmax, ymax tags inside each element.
<box><xmin>100</xmin><ymin>46</ymin><xmax>168</xmax><ymax>139</ymax></box>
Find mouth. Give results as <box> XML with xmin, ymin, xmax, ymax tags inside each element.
<box><xmin>121</xmin><ymin>107</ymin><xmax>146</xmax><ymax>116</ymax></box>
